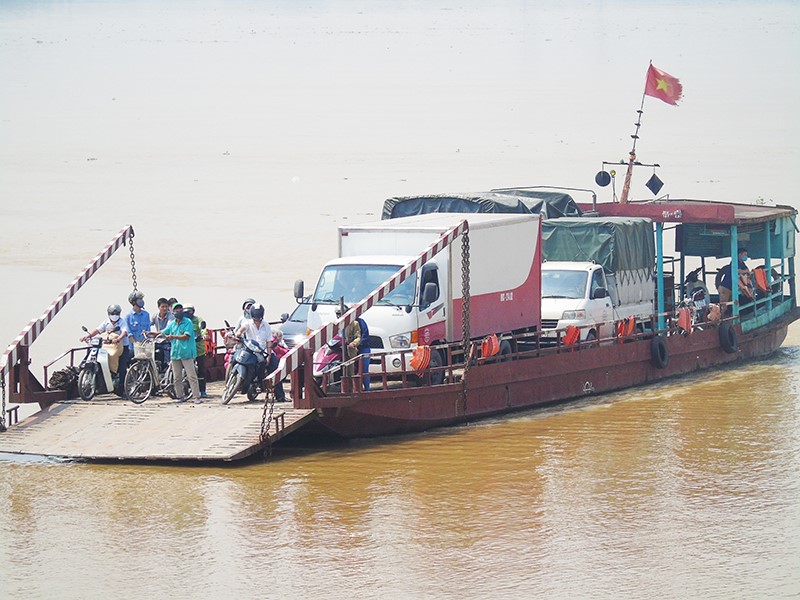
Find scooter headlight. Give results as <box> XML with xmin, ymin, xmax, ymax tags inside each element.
<box><xmin>389</xmin><ymin>333</ymin><xmax>411</xmax><ymax>349</ymax></box>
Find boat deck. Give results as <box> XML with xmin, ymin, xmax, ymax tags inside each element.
<box><xmin>0</xmin><ymin>381</ymin><xmax>316</xmax><ymax>462</ymax></box>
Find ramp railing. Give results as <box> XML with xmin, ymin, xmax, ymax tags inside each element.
<box><xmin>0</xmin><ymin>226</ymin><xmax>136</xmax><ymax>426</ymax></box>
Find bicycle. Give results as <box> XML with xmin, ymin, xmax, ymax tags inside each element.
<box><xmin>124</xmin><ymin>335</ymin><xmax>188</xmax><ymax>404</ymax></box>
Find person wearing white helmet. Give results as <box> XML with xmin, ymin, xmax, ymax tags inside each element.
<box><xmin>236</xmin><ymin>298</ymin><xmax>256</xmax><ymax>329</ymax></box>
<box><xmin>79</xmin><ymin>303</ymin><xmax>131</xmax><ymax>397</ymax></box>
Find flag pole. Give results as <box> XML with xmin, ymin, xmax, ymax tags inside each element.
<box><xmin>619</xmin><ymin>62</ymin><xmax>651</xmax><ymax>204</ymax></box>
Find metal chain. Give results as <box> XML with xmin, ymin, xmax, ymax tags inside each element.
<box><xmin>128</xmin><ymin>230</ymin><xmax>138</xmax><ymax>293</ymax></box>
<box><xmin>260</xmin><ymin>381</ymin><xmax>276</xmax><ymax>459</ymax></box>
<box><xmin>1</xmin><ymin>375</ymin><xmax>7</xmax><ymax>432</ymax></box>
<box><xmin>460</xmin><ymin>231</ymin><xmax>471</xmax><ymax>415</ymax></box>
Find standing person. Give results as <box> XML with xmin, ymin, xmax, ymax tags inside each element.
<box><xmin>162</xmin><ymin>302</ymin><xmax>202</xmax><ymax>404</ymax></box>
<box><xmin>717</xmin><ymin>247</ymin><xmax>751</xmax><ymax>306</ymax></box>
<box><xmin>80</xmin><ymin>304</ymin><xmax>131</xmax><ymax>397</ymax></box>
<box><xmin>125</xmin><ymin>291</ymin><xmax>151</xmax><ymax>346</ymax></box>
<box><xmin>150</xmin><ymin>296</ymin><xmax>174</xmax><ymax>365</ymax></box>
<box><xmin>344</xmin><ymin>316</ymin><xmax>371</xmax><ymax>391</ymax></box>
<box><xmin>184</xmin><ymin>304</ymin><xmax>208</xmax><ymax>399</ymax></box>
<box><xmin>235</xmin><ymin>303</ymin><xmax>285</xmax><ymax>401</ymax></box>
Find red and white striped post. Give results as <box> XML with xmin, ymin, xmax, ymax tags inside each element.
<box><xmin>265</xmin><ymin>219</ymin><xmax>469</xmax><ymax>392</ymax></box>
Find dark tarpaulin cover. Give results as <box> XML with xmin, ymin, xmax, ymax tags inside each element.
<box><xmin>382</xmin><ymin>191</ymin><xmax>583</xmax><ymax>220</ymax></box>
<box><xmin>541</xmin><ymin>217</ymin><xmax>655</xmax><ymax>273</ymax></box>
<box><xmin>490</xmin><ymin>189</ymin><xmax>583</xmax><ymax>219</ymax></box>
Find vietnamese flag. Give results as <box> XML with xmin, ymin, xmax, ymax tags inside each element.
<box><xmin>644</xmin><ymin>64</ymin><xmax>683</xmax><ymax>106</ymax></box>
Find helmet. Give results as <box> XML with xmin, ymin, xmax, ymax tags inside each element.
<box><xmin>184</xmin><ymin>304</ymin><xmax>195</xmax><ymax>313</ymax></box>
<box><xmin>242</xmin><ymin>298</ymin><xmax>256</xmax><ymax>310</ymax></box>
<box><xmin>128</xmin><ymin>291</ymin><xmax>144</xmax><ymax>305</ymax></box>
<box><xmin>107</xmin><ymin>304</ymin><xmax>122</xmax><ymax>315</ymax></box>
<box><xmin>249</xmin><ymin>303</ymin><xmax>265</xmax><ymax>320</ymax></box>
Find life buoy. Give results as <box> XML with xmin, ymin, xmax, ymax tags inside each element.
<box><xmin>651</xmin><ymin>336</ymin><xmax>669</xmax><ymax>369</ymax></box>
<box><xmin>719</xmin><ymin>322</ymin><xmax>738</xmax><ymax>354</ymax></box>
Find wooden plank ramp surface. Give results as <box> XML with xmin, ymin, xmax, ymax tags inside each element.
<box><xmin>0</xmin><ymin>394</ymin><xmax>316</xmax><ymax>462</ymax></box>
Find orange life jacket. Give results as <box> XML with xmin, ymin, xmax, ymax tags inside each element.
<box><xmin>616</xmin><ymin>317</ymin><xmax>636</xmax><ymax>343</ymax></box>
<box><xmin>481</xmin><ymin>333</ymin><xmax>500</xmax><ymax>358</ymax></box>
<box><xmin>753</xmin><ymin>266</ymin><xmax>770</xmax><ymax>294</ymax></box>
<box><xmin>563</xmin><ymin>326</ymin><xmax>580</xmax><ymax>348</ymax></box>
<box><xmin>677</xmin><ymin>307</ymin><xmax>692</xmax><ymax>335</ymax></box>
<box><xmin>410</xmin><ymin>345</ymin><xmax>431</xmax><ymax>371</ymax></box>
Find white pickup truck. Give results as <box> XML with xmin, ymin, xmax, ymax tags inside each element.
<box><xmin>539</xmin><ymin>217</ymin><xmax>655</xmax><ymax>341</ymax></box>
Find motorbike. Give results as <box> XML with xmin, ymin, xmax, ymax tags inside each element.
<box><xmin>221</xmin><ymin>335</ymin><xmax>268</xmax><ymax>404</ymax></box>
<box><xmin>682</xmin><ymin>267</ymin><xmax>712</xmax><ymax>326</ymax></box>
<box><xmin>312</xmin><ymin>334</ymin><xmax>343</xmax><ymax>387</ymax></box>
<box><xmin>77</xmin><ymin>325</ymin><xmax>121</xmax><ymax>400</ymax></box>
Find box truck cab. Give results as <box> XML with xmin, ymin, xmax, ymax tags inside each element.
<box><xmin>300</xmin><ymin>213</ymin><xmax>542</xmax><ymax>375</ymax></box>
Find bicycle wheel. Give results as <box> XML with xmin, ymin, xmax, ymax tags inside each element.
<box><xmin>221</xmin><ymin>372</ymin><xmax>242</xmax><ymax>405</ymax></box>
<box><xmin>125</xmin><ymin>361</ymin><xmax>154</xmax><ymax>404</ymax></box>
<box><xmin>164</xmin><ymin>368</ymin><xmax>189</xmax><ymax>400</ymax></box>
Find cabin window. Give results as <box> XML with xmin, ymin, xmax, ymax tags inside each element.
<box><xmin>590</xmin><ymin>270</ymin><xmax>606</xmax><ymax>298</ymax></box>
<box><xmin>420</xmin><ymin>266</ymin><xmax>440</xmax><ymax>308</ymax></box>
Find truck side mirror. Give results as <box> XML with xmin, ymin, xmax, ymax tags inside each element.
<box><xmin>592</xmin><ymin>287</ymin><xmax>608</xmax><ymax>299</ymax></box>
<box><xmin>293</xmin><ymin>280</ymin><xmax>304</xmax><ymax>300</ymax></box>
<box><xmin>422</xmin><ymin>282</ymin><xmax>438</xmax><ymax>307</ymax></box>
<box><xmin>280</xmin><ymin>312</ymin><xmax>289</xmax><ymax>323</ymax></box>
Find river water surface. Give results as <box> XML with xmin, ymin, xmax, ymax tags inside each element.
<box><xmin>1</xmin><ymin>1</ymin><xmax>799</xmax><ymax>598</ymax></box>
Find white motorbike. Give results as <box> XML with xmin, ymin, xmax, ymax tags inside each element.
<box><xmin>77</xmin><ymin>325</ymin><xmax>121</xmax><ymax>400</ymax></box>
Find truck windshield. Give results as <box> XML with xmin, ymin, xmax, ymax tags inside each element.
<box><xmin>542</xmin><ymin>270</ymin><xmax>587</xmax><ymax>299</ymax></box>
<box><xmin>312</xmin><ymin>264</ymin><xmax>418</xmax><ymax>306</ymax></box>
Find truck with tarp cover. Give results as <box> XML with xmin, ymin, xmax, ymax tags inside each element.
<box><xmin>382</xmin><ymin>190</ymin><xmax>583</xmax><ymax>220</ymax></box>
<box><xmin>540</xmin><ymin>217</ymin><xmax>655</xmax><ymax>341</ymax></box>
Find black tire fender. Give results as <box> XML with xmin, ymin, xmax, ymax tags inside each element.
<box><xmin>719</xmin><ymin>321</ymin><xmax>738</xmax><ymax>354</ymax></box>
<box><xmin>651</xmin><ymin>335</ymin><xmax>669</xmax><ymax>369</ymax></box>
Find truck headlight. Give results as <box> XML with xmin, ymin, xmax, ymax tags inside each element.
<box><xmin>389</xmin><ymin>333</ymin><xmax>412</xmax><ymax>348</ymax></box>
<box><xmin>561</xmin><ymin>309</ymin><xmax>586</xmax><ymax>320</ymax></box>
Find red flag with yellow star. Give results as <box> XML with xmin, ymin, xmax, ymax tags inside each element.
<box><xmin>644</xmin><ymin>64</ymin><xmax>683</xmax><ymax>106</ymax></box>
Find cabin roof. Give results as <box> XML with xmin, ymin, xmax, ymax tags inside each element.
<box><xmin>577</xmin><ymin>199</ymin><xmax>796</xmax><ymax>226</ymax></box>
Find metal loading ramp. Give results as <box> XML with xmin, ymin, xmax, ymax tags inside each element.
<box><xmin>0</xmin><ymin>400</ymin><xmax>317</xmax><ymax>462</ymax></box>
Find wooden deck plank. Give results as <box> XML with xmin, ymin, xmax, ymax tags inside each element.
<box><xmin>0</xmin><ymin>395</ymin><xmax>317</xmax><ymax>462</ymax></box>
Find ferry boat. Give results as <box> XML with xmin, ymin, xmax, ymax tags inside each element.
<box><xmin>279</xmin><ymin>194</ymin><xmax>798</xmax><ymax>440</ymax></box>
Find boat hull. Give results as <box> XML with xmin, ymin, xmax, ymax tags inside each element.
<box><xmin>308</xmin><ymin>308</ymin><xmax>797</xmax><ymax>439</ymax></box>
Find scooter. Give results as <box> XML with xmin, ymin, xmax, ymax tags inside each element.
<box><xmin>312</xmin><ymin>334</ymin><xmax>343</xmax><ymax>386</ymax></box>
<box><xmin>77</xmin><ymin>325</ymin><xmax>120</xmax><ymax>400</ymax></box>
<box><xmin>683</xmin><ymin>267</ymin><xmax>711</xmax><ymax>326</ymax></box>
<box><xmin>221</xmin><ymin>335</ymin><xmax>267</xmax><ymax>404</ymax></box>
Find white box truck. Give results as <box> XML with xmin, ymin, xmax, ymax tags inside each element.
<box><xmin>298</xmin><ymin>213</ymin><xmax>542</xmax><ymax>374</ymax></box>
<box><xmin>540</xmin><ymin>217</ymin><xmax>655</xmax><ymax>341</ymax></box>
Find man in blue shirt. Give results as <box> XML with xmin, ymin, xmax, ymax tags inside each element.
<box><xmin>717</xmin><ymin>247</ymin><xmax>750</xmax><ymax>306</ymax></box>
<box><xmin>125</xmin><ymin>291</ymin><xmax>151</xmax><ymax>345</ymax></box>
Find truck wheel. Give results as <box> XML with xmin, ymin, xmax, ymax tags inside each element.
<box><xmin>498</xmin><ymin>340</ymin><xmax>512</xmax><ymax>361</ymax></box>
<box><xmin>429</xmin><ymin>349</ymin><xmax>444</xmax><ymax>385</ymax></box>
<box><xmin>719</xmin><ymin>322</ymin><xmax>738</xmax><ymax>354</ymax></box>
<box><xmin>651</xmin><ymin>336</ymin><xmax>669</xmax><ymax>369</ymax></box>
